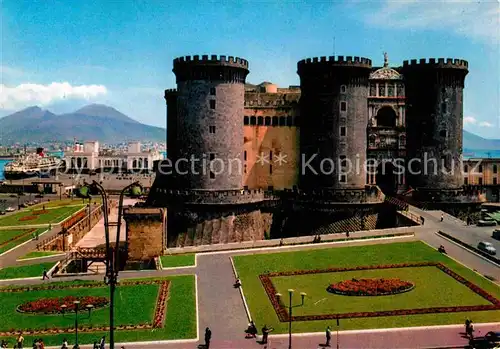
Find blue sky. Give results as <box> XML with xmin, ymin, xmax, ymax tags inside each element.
<box><xmin>1</xmin><ymin>0</ymin><xmax>498</xmax><ymax>138</ymax></box>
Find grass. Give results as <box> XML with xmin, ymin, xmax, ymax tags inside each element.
<box><xmin>0</xmin><ymin>206</ymin><xmax>84</xmax><ymax>227</ymax></box>
<box><xmin>0</xmin><ymin>228</ymin><xmax>47</xmax><ymax>255</ymax></box>
<box><xmin>0</xmin><ymin>276</ymin><xmax>196</xmax><ymax>345</ymax></box>
<box><xmin>18</xmin><ymin>250</ymin><xmax>64</xmax><ymax>260</ymax></box>
<box><xmin>0</xmin><ymin>262</ymin><xmax>56</xmax><ymax>280</ymax></box>
<box><xmin>31</xmin><ymin>198</ymin><xmax>101</xmax><ymax>209</ymax></box>
<box><xmin>233</xmin><ymin>241</ymin><xmax>500</xmax><ymax>333</ymax></box>
<box><xmin>160</xmin><ymin>254</ymin><xmax>196</xmax><ymax>268</ymax></box>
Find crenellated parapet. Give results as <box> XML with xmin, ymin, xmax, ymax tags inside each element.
<box><xmin>164</xmin><ymin>88</ymin><xmax>177</xmax><ymax>101</ymax></box>
<box><xmin>297</xmin><ymin>56</ymin><xmax>372</xmax><ymax>69</ymax></box>
<box><xmin>281</xmin><ymin>186</ymin><xmax>384</xmax><ymax>204</ymax></box>
<box><xmin>173</xmin><ymin>55</ymin><xmax>249</xmax><ymax>83</ymax></box>
<box><xmin>402</xmin><ymin>58</ymin><xmax>468</xmax><ymax>70</ymax></box>
<box><xmin>153</xmin><ymin>188</ymin><xmax>276</xmax><ymax>205</ymax></box>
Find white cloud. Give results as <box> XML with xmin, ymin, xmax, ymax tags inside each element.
<box><xmin>364</xmin><ymin>0</ymin><xmax>499</xmax><ymax>42</ymax></box>
<box><xmin>0</xmin><ymin>82</ymin><xmax>108</xmax><ymax>110</ymax></box>
<box><xmin>479</xmin><ymin>121</ymin><xmax>493</xmax><ymax>127</ymax></box>
<box><xmin>463</xmin><ymin>116</ymin><xmax>477</xmax><ymax>125</ymax></box>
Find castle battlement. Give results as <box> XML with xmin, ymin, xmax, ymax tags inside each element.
<box><xmin>154</xmin><ymin>187</ymin><xmax>275</xmax><ymax>205</ymax></box>
<box><xmin>403</xmin><ymin>58</ymin><xmax>468</xmax><ymax>70</ymax></box>
<box><xmin>164</xmin><ymin>89</ymin><xmax>177</xmax><ymax>100</ymax></box>
<box><xmin>297</xmin><ymin>55</ymin><xmax>372</xmax><ymax>69</ymax></box>
<box><xmin>173</xmin><ymin>55</ymin><xmax>249</xmax><ymax>69</ymax></box>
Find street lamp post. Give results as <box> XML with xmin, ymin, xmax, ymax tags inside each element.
<box><xmin>76</xmin><ymin>180</ymin><xmax>142</xmax><ymax>349</ymax></box>
<box><xmin>276</xmin><ymin>289</ymin><xmax>306</xmax><ymax>349</ymax></box>
<box><xmin>60</xmin><ymin>300</ymin><xmax>94</xmax><ymax>349</ymax></box>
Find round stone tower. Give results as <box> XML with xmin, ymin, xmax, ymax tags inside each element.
<box><xmin>402</xmin><ymin>58</ymin><xmax>468</xmax><ymax>190</ymax></box>
<box><xmin>297</xmin><ymin>55</ymin><xmax>372</xmax><ymax>190</ymax></box>
<box><xmin>172</xmin><ymin>54</ymin><xmax>249</xmax><ymax>190</ymax></box>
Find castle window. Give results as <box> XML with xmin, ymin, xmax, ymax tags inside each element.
<box><xmin>210</xmin><ymin>87</ymin><xmax>216</xmax><ymax>96</ymax></box>
<box><xmin>272</xmin><ymin>116</ymin><xmax>278</xmax><ymax>126</ymax></box>
<box><xmin>340</xmin><ymin>85</ymin><xmax>347</xmax><ymax>93</ymax></box>
<box><xmin>269</xmin><ymin>151</ymin><xmax>273</xmax><ymax>161</ymax></box>
<box><xmin>378</xmin><ymin>84</ymin><xmax>385</xmax><ymax>97</ymax></box>
<box><xmin>479</xmin><ymin>177</ymin><xmax>483</xmax><ymax>185</ymax></box>
<box><xmin>439</xmin><ymin>129</ymin><xmax>447</xmax><ymax>138</ymax></box>
<box><xmin>340</xmin><ymin>101</ymin><xmax>347</xmax><ymax>112</ymax></box>
<box><xmin>340</xmin><ymin>155</ymin><xmax>347</xmax><ymax>168</ymax></box>
<box><xmin>244</xmin><ymin>165</ymin><xmax>247</xmax><ymax>174</ymax></box>
<box><xmin>339</xmin><ymin>174</ymin><xmax>347</xmax><ymax>183</ymax></box>
<box><xmin>257</xmin><ymin>116</ymin><xmax>263</xmax><ymax>125</ymax></box>
<box><xmin>464</xmin><ymin>164</ymin><xmax>468</xmax><ymax>172</ymax></box>
<box><xmin>286</xmin><ymin>116</ymin><xmax>293</xmax><ymax>126</ymax></box>
<box><xmin>397</xmin><ymin>84</ymin><xmax>405</xmax><ymax>97</ymax></box>
<box><xmin>210</xmin><ymin>171</ymin><xmax>215</xmax><ymax>179</ymax></box>
<box><xmin>209</xmin><ymin>126</ymin><xmax>216</xmax><ymax>134</ymax></box>
<box><xmin>269</xmin><ymin>165</ymin><xmax>273</xmax><ymax>174</ymax></box>
<box><xmin>441</xmin><ymin>102</ymin><xmax>447</xmax><ymax>114</ymax></box>
<box><xmin>265</xmin><ymin>117</ymin><xmax>271</xmax><ymax>126</ymax></box>
<box><xmin>479</xmin><ymin>165</ymin><xmax>483</xmax><ymax>173</ymax></box>
<box><xmin>370</xmin><ymin>84</ymin><xmax>376</xmax><ymax>96</ymax></box>
<box><xmin>209</xmin><ymin>153</ymin><xmax>215</xmax><ymax>161</ymax></box>
<box><xmin>387</xmin><ymin>84</ymin><xmax>394</xmax><ymax>97</ymax></box>
<box><xmin>493</xmin><ymin>165</ymin><xmax>498</xmax><ymax>174</ymax></box>
<box><xmin>279</xmin><ymin>117</ymin><xmax>286</xmax><ymax>126</ymax></box>
<box><xmin>494</xmin><ymin>177</ymin><xmax>498</xmax><ymax>185</ymax></box>
<box><xmin>244</xmin><ymin>151</ymin><xmax>247</xmax><ymax>161</ymax></box>
<box><xmin>210</xmin><ymin>100</ymin><xmax>216</xmax><ymax>109</ymax></box>
<box><xmin>250</xmin><ymin>116</ymin><xmax>256</xmax><ymax>125</ymax></box>
<box><xmin>340</xmin><ymin>126</ymin><xmax>346</xmax><ymax>137</ymax></box>
<box><xmin>464</xmin><ymin>177</ymin><xmax>468</xmax><ymax>185</ymax></box>
<box><xmin>244</xmin><ymin>116</ymin><xmax>249</xmax><ymax>125</ymax></box>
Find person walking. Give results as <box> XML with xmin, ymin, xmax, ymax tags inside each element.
<box><xmin>325</xmin><ymin>326</ymin><xmax>331</xmax><ymax>347</ymax></box>
<box><xmin>99</xmin><ymin>336</ymin><xmax>105</xmax><ymax>349</ymax></box>
<box><xmin>261</xmin><ymin>325</ymin><xmax>273</xmax><ymax>344</ymax></box>
<box><xmin>204</xmin><ymin>327</ymin><xmax>212</xmax><ymax>349</ymax></box>
<box><xmin>42</xmin><ymin>268</ymin><xmax>49</xmax><ymax>281</ymax></box>
<box><xmin>440</xmin><ymin>213</ymin><xmax>444</xmax><ymax>222</ymax></box>
<box><xmin>16</xmin><ymin>334</ymin><xmax>24</xmax><ymax>349</ymax></box>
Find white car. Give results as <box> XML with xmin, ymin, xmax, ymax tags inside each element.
<box><xmin>5</xmin><ymin>207</ymin><xmax>15</xmax><ymax>212</ymax></box>
<box><xmin>478</xmin><ymin>241</ymin><xmax>497</xmax><ymax>255</ymax></box>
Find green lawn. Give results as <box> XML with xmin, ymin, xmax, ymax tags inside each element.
<box><xmin>0</xmin><ymin>206</ymin><xmax>84</xmax><ymax>227</ymax></box>
<box><xmin>233</xmin><ymin>241</ymin><xmax>500</xmax><ymax>332</ymax></box>
<box><xmin>18</xmin><ymin>250</ymin><xmax>64</xmax><ymax>260</ymax></box>
<box><xmin>0</xmin><ymin>276</ymin><xmax>196</xmax><ymax>345</ymax></box>
<box><xmin>0</xmin><ymin>262</ymin><xmax>55</xmax><ymax>280</ymax></box>
<box><xmin>31</xmin><ymin>198</ymin><xmax>101</xmax><ymax>209</ymax></box>
<box><xmin>0</xmin><ymin>228</ymin><xmax>47</xmax><ymax>255</ymax></box>
<box><xmin>160</xmin><ymin>254</ymin><xmax>196</xmax><ymax>268</ymax></box>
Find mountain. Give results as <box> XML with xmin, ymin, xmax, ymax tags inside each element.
<box><xmin>0</xmin><ymin>105</ymin><xmax>165</xmax><ymax>145</ymax></box>
<box><xmin>463</xmin><ymin>130</ymin><xmax>500</xmax><ymax>150</ymax></box>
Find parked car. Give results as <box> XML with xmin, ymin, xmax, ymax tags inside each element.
<box><xmin>5</xmin><ymin>207</ymin><xmax>15</xmax><ymax>212</ymax></box>
<box><xmin>477</xmin><ymin>241</ymin><xmax>497</xmax><ymax>255</ymax></box>
<box><xmin>0</xmin><ymin>211</ymin><xmax>5</xmax><ymax>215</ymax></box>
<box><xmin>493</xmin><ymin>229</ymin><xmax>500</xmax><ymax>241</ymax></box>
<box><xmin>478</xmin><ymin>218</ymin><xmax>497</xmax><ymax>227</ymax></box>
<box><xmin>469</xmin><ymin>331</ymin><xmax>500</xmax><ymax>348</ymax></box>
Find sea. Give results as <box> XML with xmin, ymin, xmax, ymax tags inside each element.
<box><xmin>0</xmin><ymin>150</ymin><xmax>496</xmax><ymax>181</ymax></box>
<box><xmin>0</xmin><ymin>151</ymin><xmax>167</xmax><ymax>180</ymax></box>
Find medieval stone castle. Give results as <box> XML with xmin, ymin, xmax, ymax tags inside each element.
<box><xmin>137</xmin><ymin>53</ymin><xmax>484</xmax><ymax>249</ymax></box>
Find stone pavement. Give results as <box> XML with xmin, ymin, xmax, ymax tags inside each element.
<box><xmin>75</xmin><ymin>198</ymin><xmax>137</xmax><ymax>248</ymax></box>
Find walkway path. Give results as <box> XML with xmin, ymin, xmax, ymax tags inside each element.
<box><xmin>75</xmin><ymin>198</ymin><xmax>137</xmax><ymax>248</ymax></box>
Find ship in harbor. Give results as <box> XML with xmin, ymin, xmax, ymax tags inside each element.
<box><xmin>3</xmin><ymin>148</ymin><xmax>62</xmax><ymax>180</ymax></box>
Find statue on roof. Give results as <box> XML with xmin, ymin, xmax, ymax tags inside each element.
<box><xmin>383</xmin><ymin>52</ymin><xmax>389</xmax><ymax>67</ymax></box>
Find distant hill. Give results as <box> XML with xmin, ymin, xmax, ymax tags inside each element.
<box><xmin>0</xmin><ymin>104</ymin><xmax>165</xmax><ymax>145</ymax></box>
<box><xmin>463</xmin><ymin>130</ymin><xmax>500</xmax><ymax>150</ymax></box>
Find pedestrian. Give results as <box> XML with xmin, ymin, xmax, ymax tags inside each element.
<box><xmin>261</xmin><ymin>325</ymin><xmax>273</xmax><ymax>344</ymax></box>
<box><xmin>440</xmin><ymin>213</ymin><xmax>444</xmax><ymax>222</ymax></box>
<box><xmin>92</xmin><ymin>341</ymin><xmax>98</xmax><ymax>349</ymax></box>
<box><xmin>42</xmin><ymin>268</ymin><xmax>49</xmax><ymax>280</ymax></box>
<box><xmin>346</xmin><ymin>231</ymin><xmax>350</xmax><ymax>238</ymax></box>
<box><xmin>99</xmin><ymin>336</ymin><xmax>105</xmax><ymax>349</ymax></box>
<box><xmin>16</xmin><ymin>334</ymin><xmax>24</xmax><ymax>349</ymax></box>
<box><xmin>204</xmin><ymin>327</ymin><xmax>211</xmax><ymax>349</ymax></box>
<box><xmin>61</xmin><ymin>338</ymin><xmax>68</xmax><ymax>349</ymax></box>
<box><xmin>467</xmin><ymin>321</ymin><xmax>474</xmax><ymax>339</ymax></box>
<box><xmin>325</xmin><ymin>326</ymin><xmax>331</xmax><ymax>346</ymax></box>
<box><xmin>39</xmin><ymin>339</ymin><xmax>44</xmax><ymax>349</ymax></box>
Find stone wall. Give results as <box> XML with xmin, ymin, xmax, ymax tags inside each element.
<box><xmin>124</xmin><ymin>207</ymin><xmax>165</xmax><ymax>260</ymax></box>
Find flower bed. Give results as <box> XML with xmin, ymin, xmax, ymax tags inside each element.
<box><xmin>327</xmin><ymin>278</ymin><xmax>414</xmax><ymax>296</ymax></box>
<box><xmin>19</xmin><ymin>215</ymin><xmax>38</xmax><ymax>222</ymax></box>
<box><xmin>17</xmin><ymin>296</ymin><xmax>108</xmax><ymax>314</ymax></box>
<box><xmin>32</xmin><ymin>210</ymin><xmax>49</xmax><ymax>215</ymax></box>
<box><xmin>260</xmin><ymin>262</ymin><xmax>500</xmax><ymax>322</ymax></box>
<box><xmin>0</xmin><ymin>279</ymin><xmax>171</xmax><ymax>336</ymax></box>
